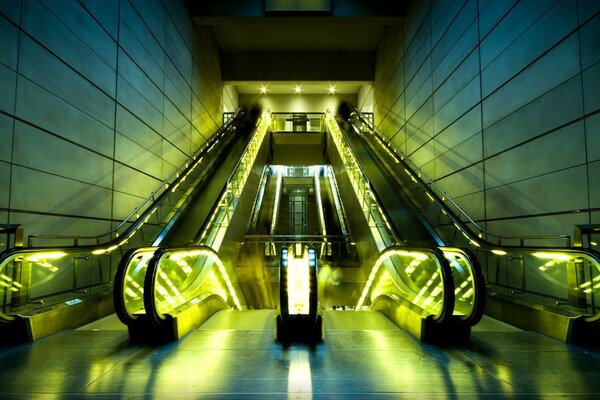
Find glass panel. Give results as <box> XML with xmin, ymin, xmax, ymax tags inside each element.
<box><xmin>359</xmin><ymin>248</ymin><xmax>447</xmax><ymax>319</ymax></box>
<box><xmin>442</xmin><ymin>249</ymin><xmax>476</xmax><ymax>317</ymax></box>
<box><xmin>0</xmin><ymin>250</ymin><xmax>112</xmax><ymax>317</ymax></box>
<box><xmin>152</xmin><ymin>248</ymin><xmax>240</xmax><ymax>318</ymax></box>
<box><xmin>121</xmin><ymin>249</ymin><xmax>156</xmax><ymax>318</ymax></box>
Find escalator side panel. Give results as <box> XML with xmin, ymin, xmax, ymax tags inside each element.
<box><xmin>343</xmin><ymin>126</ymin><xmax>438</xmax><ymax>247</ymax></box>
<box><xmin>219</xmin><ymin>133</ymin><xmax>272</xmax><ymax>309</ymax></box>
<box><xmin>162</xmin><ymin>130</ymin><xmax>254</xmax><ymax>246</ymax></box>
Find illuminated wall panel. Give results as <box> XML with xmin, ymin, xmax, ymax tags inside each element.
<box><xmin>373</xmin><ymin>0</ymin><xmax>600</xmax><ymax>239</ymax></box>
<box><xmin>0</xmin><ymin>0</ymin><xmax>223</xmax><ymax>241</ymax></box>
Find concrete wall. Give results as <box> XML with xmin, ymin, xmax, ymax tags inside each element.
<box><xmin>373</xmin><ymin>0</ymin><xmax>600</xmax><ymax>241</ymax></box>
<box><xmin>0</xmin><ymin>0</ymin><xmax>223</xmax><ymax>245</ymax></box>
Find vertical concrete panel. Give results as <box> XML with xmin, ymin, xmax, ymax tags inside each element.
<box><xmin>115</xmin><ymin>105</ymin><xmax>162</xmax><ymax>154</ymax></box>
<box><xmin>0</xmin><ymin>114</ymin><xmax>13</xmax><ymax>163</ymax></box>
<box><xmin>15</xmin><ymin>78</ymin><xmax>115</xmax><ymax>157</ymax></box>
<box><xmin>375</xmin><ymin>0</ymin><xmax>595</xmax><ymax>242</ymax></box>
<box><xmin>577</xmin><ymin>0</ymin><xmax>600</xmax><ymax>23</ymax></box>
<box><xmin>478</xmin><ymin>0</ymin><xmax>518</xmax><ymax>38</ymax></box>
<box><xmin>480</xmin><ymin>0</ymin><xmax>555</xmax><ymax>68</ymax></box>
<box><xmin>586</xmin><ymin>112</ymin><xmax>600</xmax><ymax>162</ymax></box>
<box><xmin>118</xmin><ymin>48</ymin><xmax>163</xmax><ymax>114</ymax></box>
<box><xmin>404</xmin><ymin>0</ymin><xmax>431</xmax><ymax>47</ymax></box>
<box><xmin>589</xmin><ymin>160</ymin><xmax>600</xmax><ymax>208</ymax></box>
<box><xmin>21</xmin><ymin>0</ymin><xmax>116</xmax><ymax>96</ymax></box>
<box><xmin>431</xmin><ymin>0</ymin><xmax>469</xmax><ymax>46</ymax></box>
<box><xmin>431</xmin><ymin>0</ymin><xmax>476</xmax><ymax>68</ymax></box>
<box><xmin>13</xmin><ymin>122</ymin><xmax>113</xmax><ymax>188</ymax></box>
<box><xmin>113</xmin><ymin>163</ymin><xmax>161</xmax><ymax>198</ymax></box>
<box><xmin>487</xmin><ymin>213</ymin><xmax>588</xmax><ymax>239</ymax></box>
<box><xmin>11</xmin><ymin>165</ymin><xmax>112</xmax><ymax>218</ymax></box>
<box><xmin>437</xmin><ymin>163</ymin><xmax>484</xmax><ymax>198</ymax></box>
<box><xmin>164</xmin><ymin>58</ymin><xmax>190</xmax><ymax>117</ymax></box>
<box><xmin>129</xmin><ymin>0</ymin><xmax>166</xmax><ymax>46</ymax></box>
<box><xmin>0</xmin><ymin>0</ymin><xmax>21</xmax><ymax>24</ymax></box>
<box><xmin>161</xmin><ymin>140</ymin><xmax>187</xmax><ymax>172</ymax></box>
<box><xmin>432</xmin><ymin>21</ymin><xmax>478</xmax><ymax>89</ymax></box>
<box><xmin>116</xmin><ymin>75</ymin><xmax>163</xmax><ymax>135</ymax></box>
<box><xmin>118</xmin><ymin>22</ymin><xmax>164</xmax><ymax>89</ymax></box>
<box><xmin>435</xmin><ymin>104</ymin><xmax>481</xmax><ymax>152</ymax></box>
<box><xmin>485</xmin><ymin>166</ymin><xmax>588</xmax><ymax>219</ymax></box>
<box><xmin>435</xmin><ymin>132</ymin><xmax>482</xmax><ymax>179</ymax></box>
<box><xmin>484</xmin><ymin>122</ymin><xmax>586</xmax><ymax>189</ymax></box>
<box><xmin>482</xmin><ymin>35</ymin><xmax>580</xmax><ymax>128</ymax></box>
<box><xmin>434</xmin><ymin>50</ymin><xmax>479</xmax><ymax>111</ymax></box>
<box><xmin>578</xmin><ymin>12</ymin><xmax>600</xmax><ymax>70</ymax></box>
<box><xmin>404</xmin><ymin>26</ymin><xmax>431</xmax><ymax>86</ymax></box>
<box><xmin>0</xmin><ymin>14</ymin><xmax>19</xmax><ymax>69</ymax></box>
<box><xmin>40</xmin><ymin>0</ymin><xmax>117</xmax><ymax>69</ymax></box>
<box><xmin>0</xmin><ymin>161</ymin><xmax>10</xmax><ymax>208</ymax></box>
<box><xmin>119</xmin><ymin>0</ymin><xmax>164</xmax><ymax>71</ymax></box>
<box><xmin>483</xmin><ymin>76</ymin><xmax>583</xmax><ymax>157</ymax></box>
<box><xmin>582</xmin><ymin>61</ymin><xmax>600</xmax><ymax>114</ymax></box>
<box><xmin>19</xmin><ymin>34</ymin><xmax>115</xmax><ymax>128</ymax></box>
<box><xmin>481</xmin><ymin>0</ymin><xmax>577</xmax><ymax>97</ymax></box>
<box><xmin>115</xmin><ymin>133</ymin><xmax>162</xmax><ymax>179</ymax></box>
<box><xmin>165</xmin><ymin>17</ymin><xmax>192</xmax><ymax>82</ymax></box>
<box><xmin>79</xmin><ymin>0</ymin><xmax>119</xmax><ymax>40</ymax></box>
<box><xmin>434</xmin><ymin>75</ymin><xmax>480</xmax><ymax>134</ymax></box>
<box><xmin>0</xmin><ymin>63</ymin><xmax>16</xmax><ymax>113</ymax></box>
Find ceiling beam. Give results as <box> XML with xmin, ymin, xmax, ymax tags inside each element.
<box><xmin>187</xmin><ymin>0</ymin><xmax>408</xmax><ymax>17</ymax></box>
<box><xmin>221</xmin><ymin>51</ymin><xmax>374</xmax><ymax>81</ymax></box>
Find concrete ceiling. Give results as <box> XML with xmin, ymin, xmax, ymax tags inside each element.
<box><xmin>189</xmin><ymin>1</ymin><xmax>406</xmax><ymax>95</ymax></box>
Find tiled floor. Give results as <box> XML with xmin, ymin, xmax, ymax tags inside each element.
<box><xmin>0</xmin><ymin>310</ymin><xmax>599</xmax><ymax>398</ymax></box>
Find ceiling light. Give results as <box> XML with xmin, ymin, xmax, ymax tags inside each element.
<box><xmin>294</xmin><ymin>85</ymin><xmax>302</xmax><ymax>94</ymax></box>
<box><xmin>328</xmin><ymin>85</ymin><xmax>336</xmax><ymax>94</ymax></box>
<box><xmin>260</xmin><ymin>85</ymin><xmax>268</xmax><ymax>94</ymax></box>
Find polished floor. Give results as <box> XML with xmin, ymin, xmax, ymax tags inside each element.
<box><xmin>0</xmin><ymin>310</ymin><xmax>599</xmax><ymax>399</ymax></box>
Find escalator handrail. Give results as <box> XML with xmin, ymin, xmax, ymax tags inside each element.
<box><xmin>123</xmin><ymin>111</ymin><xmax>269</xmax><ymax>325</ymax></box>
<box><xmin>143</xmin><ymin>245</ymin><xmax>236</xmax><ymax>324</ymax></box>
<box><xmin>324</xmin><ymin>110</ymin><xmax>402</xmax><ymax>246</ymax></box>
<box><xmin>351</xmin><ymin>109</ymin><xmax>572</xmax><ymax>248</ymax></box>
<box><xmin>0</xmin><ymin>113</ymin><xmax>244</xmax><ymax>323</ymax></box>
<box><xmin>351</xmin><ymin>109</ymin><xmax>600</xmax><ymax>323</ymax></box>
<box><xmin>440</xmin><ymin>246</ymin><xmax>486</xmax><ymax>326</ymax></box>
<box><xmin>113</xmin><ymin>247</ymin><xmax>159</xmax><ymax>325</ymax></box>
<box><xmin>192</xmin><ymin>110</ymin><xmax>271</xmax><ymax>245</ymax></box>
<box><xmin>26</xmin><ymin>109</ymin><xmax>245</xmax><ymax>248</ymax></box>
<box><xmin>361</xmin><ymin>245</ymin><xmax>455</xmax><ymax>323</ymax></box>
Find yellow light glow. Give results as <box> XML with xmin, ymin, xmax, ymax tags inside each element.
<box><xmin>260</xmin><ymin>85</ymin><xmax>267</xmax><ymax>94</ymax></box>
<box><xmin>26</xmin><ymin>252</ymin><xmax>66</xmax><ymax>262</ymax></box>
<box><xmin>294</xmin><ymin>85</ymin><xmax>302</xmax><ymax>94</ymax></box>
<box><xmin>533</xmin><ymin>252</ymin><xmax>572</xmax><ymax>261</ymax></box>
<box><xmin>288</xmin><ymin>351</ymin><xmax>312</xmax><ymax>393</ymax></box>
<box><xmin>287</xmin><ymin>247</ymin><xmax>310</xmax><ymax>315</ymax></box>
<box><xmin>491</xmin><ymin>249</ymin><xmax>507</xmax><ymax>256</ymax></box>
<box><xmin>328</xmin><ymin>85</ymin><xmax>336</xmax><ymax>94</ymax></box>
<box><xmin>356</xmin><ymin>248</ymin><xmax>431</xmax><ymax>309</ymax></box>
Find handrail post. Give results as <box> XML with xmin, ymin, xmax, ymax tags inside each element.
<box><xmin>14</xmin><ymin>224</ymin><xmax>23</xmax><ymax>247</ymax></box>
<box><xmin>573</xmin><ymin>226</ymin><xmax>583</xmax><ymax>247</ymax></box>
<box><xmin>1</xmin><ymin>224</ymin><xmax>24</xmax><ymax>249</ymax></box>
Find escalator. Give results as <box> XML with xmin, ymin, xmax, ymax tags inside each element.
<box><xmin>105</xmin><ymin>109</ymin><xmax>484</xmax><ymax>344</ymax></box>
<box><xmin>0</xmin><ymin>110</ymin><xmax>261</xmax><ymax>343</ymax></box>
<box><xmin>7</xmin><ymin>106</ymin><xmax>593</xmax><ymax>346</ymax></box>
<box><xmin>322</xmin><ymin>113</ymin><xmax>485</xmax><ymax>342</ymax></box>
<box><xmin>113</xmin><ymin>111</ymin><xmax>271</xmax><ymax>341</ymax></box>
<box><xmin>344</xmin><ymin>108</ymin><xmax>600</xmax><ymax>343</ymax></box>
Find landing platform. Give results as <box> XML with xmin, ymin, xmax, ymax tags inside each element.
<box><xmin>0</xmin><ymin>310</ymin><xmax>599</xmax><ymax>398</ymax></box>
